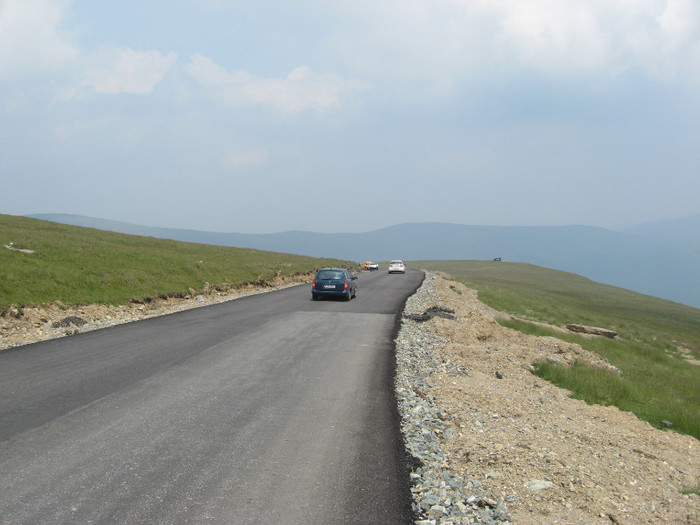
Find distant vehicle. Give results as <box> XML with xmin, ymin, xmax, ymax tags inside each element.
<box><xmin>312</xmin><ymin>268</ymin><xmax>357</xmax><ymax>301</ymax></box>
<box><xmin>361</xmin><ymin>261</ymin><xmax>379</xmax><ymax>271</ymax></box>
<box><xmin>388</xmin><ymin>260</ymin><xmax>405</xmax><ymax>274</ymax></box>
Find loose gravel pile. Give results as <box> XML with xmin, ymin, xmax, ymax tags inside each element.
<box><xmin>396</xmin><ymin>272</ymin><xmax>511</xmax><ymax>524</ymax></box>
<box><xmin>395</xmin><ymin>272</ymin><xmax>699</xmax><ymax>525</ymax></box>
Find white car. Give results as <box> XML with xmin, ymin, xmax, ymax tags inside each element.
<box><xmin>388</xmin><ymin>260</ymin><xmax>405</xmax><ymax>274</ymax></box>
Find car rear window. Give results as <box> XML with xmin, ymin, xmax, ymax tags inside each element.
<box><xmin>317</xmin><ymin>270</ymin><xmax>345</xmax><ymax>280</ymax></box>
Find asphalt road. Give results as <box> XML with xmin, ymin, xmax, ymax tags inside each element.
<box><xmin>0</xmin><ymin>268</ymin><xmax>424</xmax><ymax>524</ymax></box>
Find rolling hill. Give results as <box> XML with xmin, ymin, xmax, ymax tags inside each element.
<box><xmin>1</xmin><ymin>214</ymin><xmax>350</xmax><ymax>307</ymax></box>
<box><xmin>27</xmin><ymin>214</ymin><xmax>700</xmax><ymax>308</ymax></box>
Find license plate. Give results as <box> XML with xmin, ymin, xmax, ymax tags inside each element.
<box><xmin>324</xmin><ymin>284</ymin><xmax>336</xmax><ymax>289</ymax></box>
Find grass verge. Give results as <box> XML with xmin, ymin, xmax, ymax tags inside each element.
<box><xmin>1</xmin><ymin>214</ymin><xmax>352</xmax><ymax>309</ymax></box>
<box><xmin>413</xmin><ymin>260</ymin><xmax>700</xmax><ymax>441</ymax></box>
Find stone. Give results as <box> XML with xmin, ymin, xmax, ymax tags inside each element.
<box><xmin>566</xmin><ymin>324</ymin><xmax>617</xmax><ymax>338</ymax></box>
<box><xmin>52</xmin><ymin>316</ymin><xmax>88</xmax><ymax>328</ymax></box>
<box><xmin>524</xmin><ymin>480</ymin><xmax>554</xmax><ymax>490</ymax></box>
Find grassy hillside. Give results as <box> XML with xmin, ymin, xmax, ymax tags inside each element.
<box><xmin>30</xmin><ymin>214</ymin><xmax>700</xmax><ymax>309</ymax></box>
<box><xmin>1</xmin><ymin>214</ymin><xmax>351</xmax><ymax>308</ymax></box>
<box><xmin>413</xmin><ymin>260</ymin><xmax>700</xmax><ymax>439</ymax></box>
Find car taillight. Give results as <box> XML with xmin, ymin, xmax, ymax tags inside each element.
<box><xmin>344</xmin><ymin>279</ymin><xmax>349</xmax><ymax>290</ymax></box>
<box><xmin>312</xmin><ymin>280</ymin><xmax>316</xmax><ymax>290</ymax></box>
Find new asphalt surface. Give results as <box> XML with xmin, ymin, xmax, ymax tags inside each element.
<box><xmin>0</xmin><ymin>269</ymin><xmax>423</xmax><ymax>524</ymax></box>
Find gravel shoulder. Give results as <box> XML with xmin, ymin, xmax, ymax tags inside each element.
<box><xmin>0</xmin><ymin>275</ymin><xmax>312</xmax><ymax>351</ymax></box>
<box><xmin>2</xmin><ymin>271</ymin><xmax>699</xmax><ymax>524</ymax></box>
<box><xmin>396</xmin><ymin>272</ymin><xmax>699</xmax><ymax>524</ymax></box>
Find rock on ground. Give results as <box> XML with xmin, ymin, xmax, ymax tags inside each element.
<box><xmin>0</xmin><ymin>276</ymin><xmax>311</xmax><ymax>351</ymax></box>
<box><xmin>397</xmin><ymin>272</ymin><xmax>699</xmax><ymax>524</ymax></box>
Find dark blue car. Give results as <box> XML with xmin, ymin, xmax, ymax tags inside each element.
<box><xmin>311</xmin><ymin>268</ymin><xmax>357</xmax><ymax>301</ymax></box>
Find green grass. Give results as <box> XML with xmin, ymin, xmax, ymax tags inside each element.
<box><xmin>412</xmin><ymin>260</ymin><xmax>700</xmax><ymax>440</ymax></box>
<box><xmin>1</xmin><ymin>214</ymin><xmax>352</xmax><ymax>309</ymax></box>
<box><xmin>682</xmin><ymin>484</ymin><xmax>700</xmax><ymax>497</ymax></box>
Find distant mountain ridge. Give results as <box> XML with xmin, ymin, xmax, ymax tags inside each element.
<box><xmin>621</xmin><ymin>215</ymin><xmax>700</xmax><ymax>244</ymax></box>
<box><xmin>28</xmin><ymin>214</ymin><xmax>700</xmax><ymax>308</ymax></box>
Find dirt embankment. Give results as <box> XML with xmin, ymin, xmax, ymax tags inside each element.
<box><xmin>0</xmin><ymin>274</ymin><xmax>312</xmax><ymax>351</ymax></box>
<box><xmin>422</xmin><ymin>276</ymin><xmax>699</xmax><ymax>524</ymax></box>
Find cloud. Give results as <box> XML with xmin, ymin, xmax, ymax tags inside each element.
<box><xmin>654</xmin><ymin>0</ymin><xmax>700</xmax><ymax>79</ymax></box>
<box><xmin>58</xmin><ymin>48</ymin><xmax>178</xmax><ymax>99</ymax></box>
<box><xmin>470</xmin><ymin>0</ymin><xmax>700</xmax><ymax>76</ymax></box>
<box><xmin>185</xmin><ymin>54</ymin><xmax>367</xmax><ymax>115</ymax></box>
<box><xmin>0</xmin><ymin>0</ymin><xmax>77</xmax><ymax>78</ymax></box>
<box><xmin>330</xmin><ymin>0</ymin><xmax>700</xmax><ymax>84</ymax></box>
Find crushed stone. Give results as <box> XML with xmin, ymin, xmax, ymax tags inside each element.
<box><xmin>396</xmin><ymin>272</ymin><xmax>699</xmax><ymax>524</ymax></box>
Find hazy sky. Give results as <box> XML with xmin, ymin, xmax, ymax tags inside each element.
<box><xmin>2</xmin><ymin>0</ymin><xmax>699</xmax><ymax>233</ymax></box>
